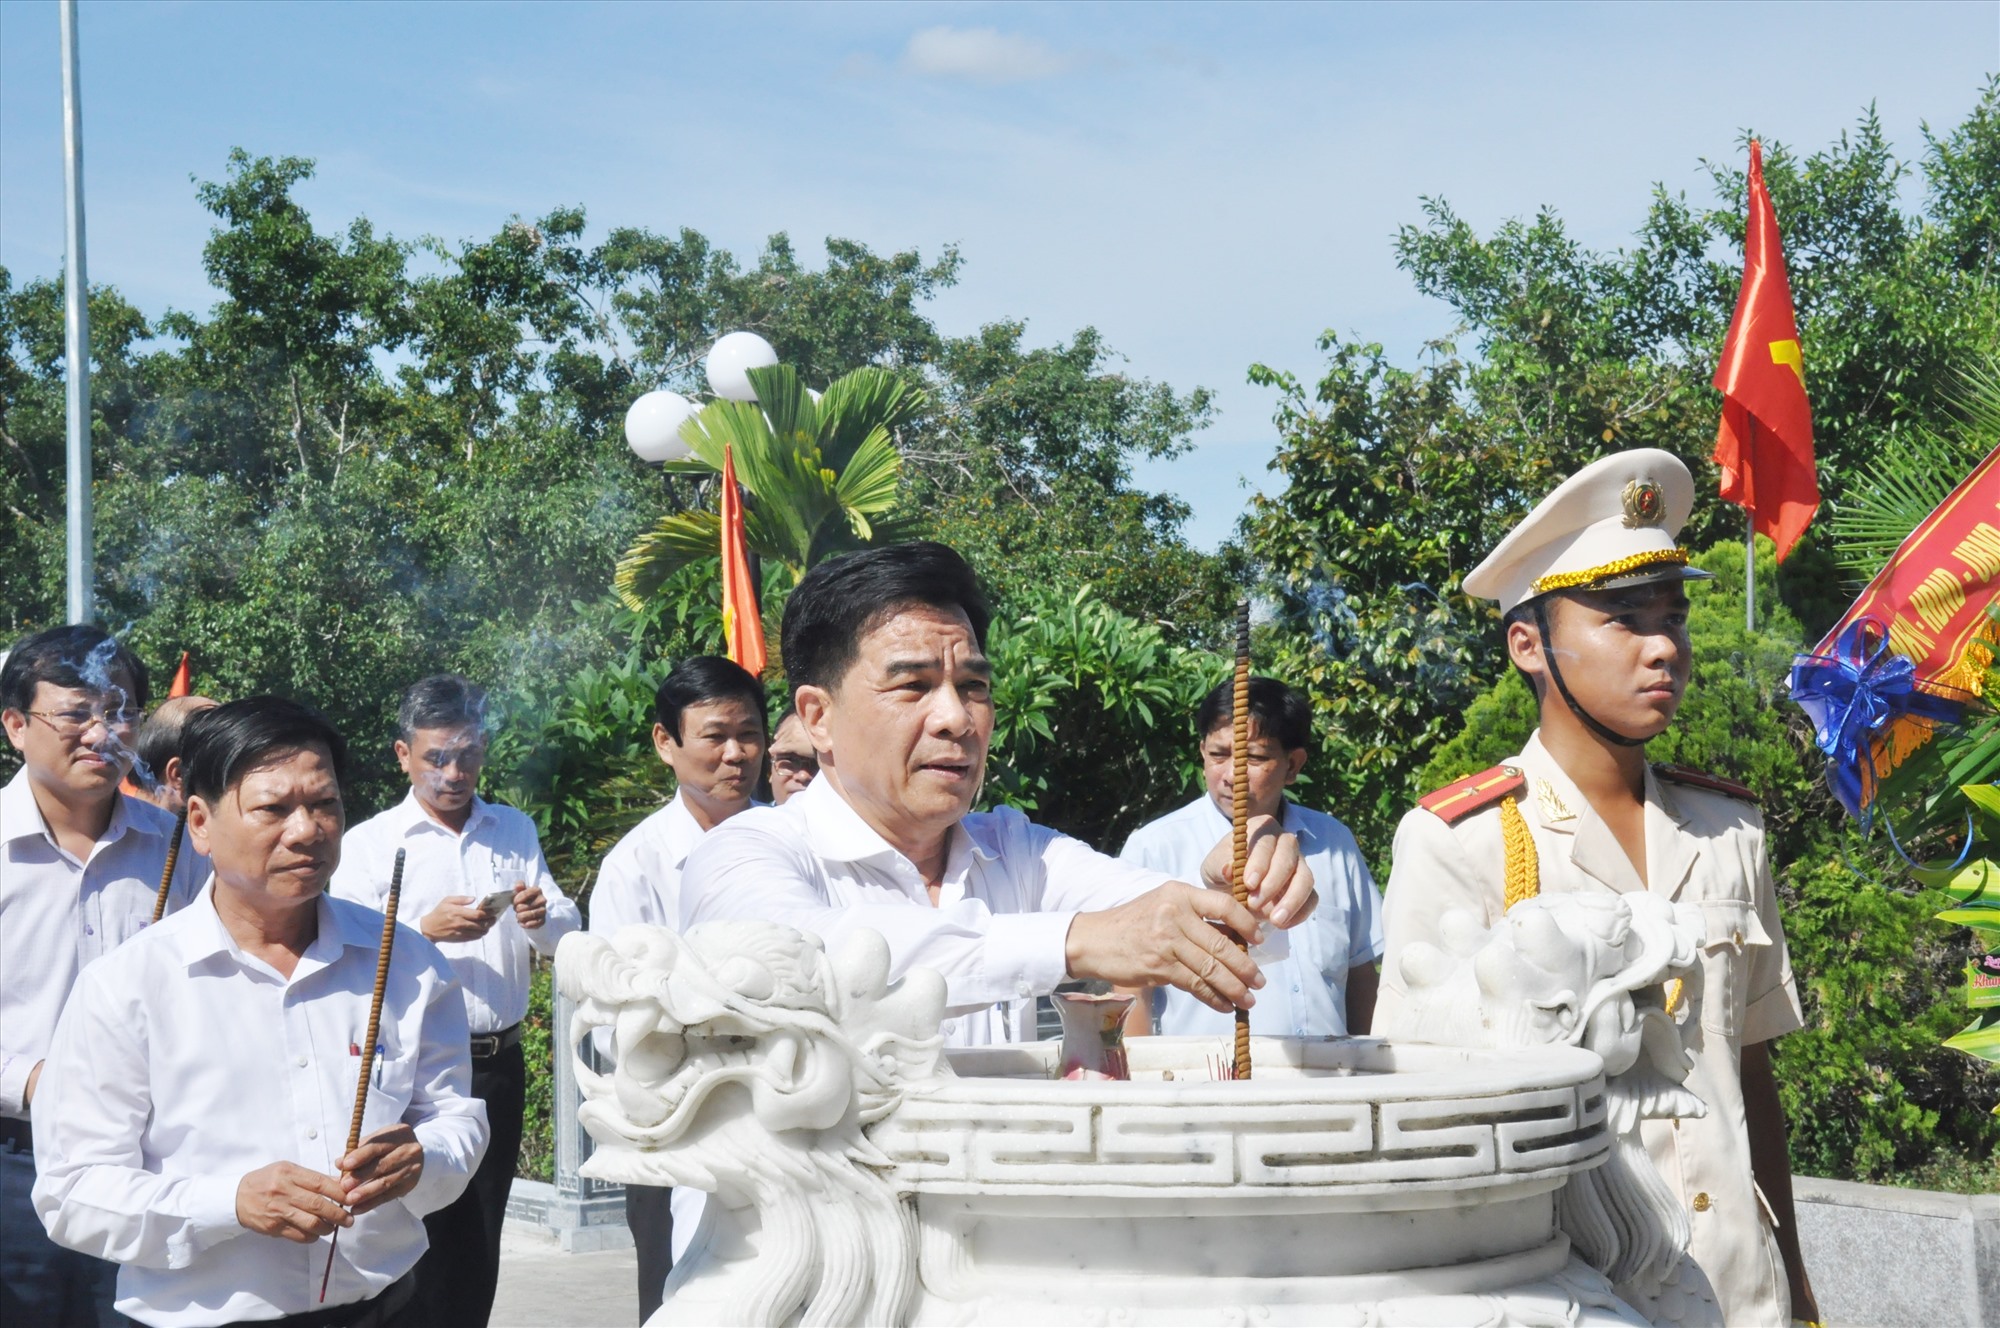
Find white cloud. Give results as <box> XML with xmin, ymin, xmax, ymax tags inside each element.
<box><xmin>901</xmin><ymin>26</ymin><xmax>1074</xmax><ymax>86</ymax></box>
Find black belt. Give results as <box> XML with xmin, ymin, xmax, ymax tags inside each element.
<box><xmin>0</xmin><ymin>1116</ymin><xmax>28</xmax><ymax>1150</ymax></box>
<box><xmin>233</xmin><ymin>1270</ymin><xmax>415</xmax><ymax>1328</ymax></box>
<box><xmin>468</xmin><ymin>1024</ymin><xmax>522</xmax><ymax>1059</ymax></box>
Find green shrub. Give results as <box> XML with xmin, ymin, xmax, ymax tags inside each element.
<box><xmin>982</xmin><ymin>584</ymin><xmax>1225</xmax><ymax>853</ymax></box>
<box><xmin>519</xmin><ymin>964</ymin><xmax>556</xmax><ymax>1182</ymax></box>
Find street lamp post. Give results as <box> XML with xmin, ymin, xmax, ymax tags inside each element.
<box><xmin>60</xmin><ymin>0</ymin><xmax>93</xmax><ymax>625</ymax></box>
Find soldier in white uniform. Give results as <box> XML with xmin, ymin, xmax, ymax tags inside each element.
<box><xmin>1375</xmin><ymin>450</ymin><xmax>1819</xmax><ymax>1327</ymax></box>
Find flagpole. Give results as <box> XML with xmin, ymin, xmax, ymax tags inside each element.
<box><xmin>1743</xmin><ymin>417</ymin><xmax>1756</xmax><ymax>633</ymax></box>
<box><xmin>60</xmin><ymin>0</ymin><xmax>93</xmax><ymax>626</ymax></box>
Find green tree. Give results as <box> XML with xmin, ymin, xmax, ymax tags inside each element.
<box><xmin>613</xmin><ymin>364</ymin><xmax>923</xmax><ymax>605</ymax></box>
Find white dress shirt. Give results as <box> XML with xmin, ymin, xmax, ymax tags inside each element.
<box><xmin>1120</xmin><ymin>795</ymin><xmax>1383</xmax><ymax>1038</ymax></box>
<box><xmin>587</xmin><ymin>793</ymin><xmax>709</xmax><ymax>936</ymax></box>
<box><xmin>331</xmin><ymin>792</ymin><xmax>579</xmax><ymax>1034</ymax></box>
<box><xmin>30</xmin><ymin>888</ymin><xmax>489</xmax><ymax>1327</ymax></box>
<box><xmin>680</xmin><ymin>775</ymin><xmax>1171</xmax><ymax>1046</ymax></box>
<box><xmin>1</xmin><ymin>768</ymin><xmax>207</xmax><ymax>1118</ymax></box>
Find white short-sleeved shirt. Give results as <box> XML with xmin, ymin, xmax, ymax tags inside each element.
<box><xmin>30</xmin><ymin>888</ymin><xmax>489</xmax><ymax>1327</ymax></box>
<box><xmin>331</xmin><ymin>792</ymin><xmax>578</xmax><ymax>1034</ymax></box>
<box><xmin>587</xmin><ymin>793</ymin><xmax>714</xmax><ymax>936</ymax></box>
<box><xmin>679</xmin><ymin>775</ymin><xmax>1171</xmax><ymax>1046</ymax></box>
<box><xmin>1121</xmin><ymin>795</ymin><xmax>1383</xmax><ymax>1037</ymax></box>
<box><xmin>0</xmin><ymin>768</ymin><xmax>207</xmax><ymax>1117</ymax></box>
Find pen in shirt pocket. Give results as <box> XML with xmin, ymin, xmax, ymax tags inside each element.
<box><xmin>350</xmin><ymin>1041</ymin><xmax>387</xmax><ymax>1087</ymax></box>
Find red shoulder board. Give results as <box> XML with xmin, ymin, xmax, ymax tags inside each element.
<box><xmin>1418</xmin><ymin>764</ymin><xmax>1526</xmax><ymax>825</ymax></box>
<box><xmin>1653</xmin><ymin>763</ymin><xmax>1757</xmax><ymax>803</ymax></box>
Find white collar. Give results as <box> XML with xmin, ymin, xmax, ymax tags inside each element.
<box><xmin>391</xmin><ymin>786</ymin><xmax>495</xmax><ymax>839</ymax></box>
<box><xmin>170</xmin><ymin>886</ymin><xmax>370</xmax><ymax>976</ymax></box>
<box><xmin>1</xmin><ymin>765</ymin><xmax>147</xmax><ymax>850</ymax></box>
<box><xmin>791</xmin><ymin>774</ymin><xmax>998</xmax><ymax>866</ymax></box>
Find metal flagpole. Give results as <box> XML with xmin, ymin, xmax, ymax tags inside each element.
<box><xmin>60</xmin><ymin>0</ymin><xmax>94</xmax><ymax>626</ymax></box>
<box><xmin>1743</xmin><ymin>417</ymin><xmax>1755</xmax><ymax>633</ymax></box>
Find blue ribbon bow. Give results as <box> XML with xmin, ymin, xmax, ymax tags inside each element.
<box><xmin>1790</xmin><ymin>618</ymin><xmax>1968</xmax><ymax>822</ymax></box>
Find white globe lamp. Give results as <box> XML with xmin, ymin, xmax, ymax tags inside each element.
<box><xmin>624</xmin><ymin>390</ymin><xmax>699</xmax><ymax>463</ymax></box>
<box><xmin>705</xmin><ymin>331</ymin><xmax>779</xmax><ymax>402</ymax></box>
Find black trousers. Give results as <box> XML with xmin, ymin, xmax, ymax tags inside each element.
<box><xmin>625</xmin><ymin>1184</ymin><xmax>674</xmax><ymax>1324</ymax></box>
<box><xmin>413</xmin><ymin>1042</ymin><xmax>522</xmax><ymax>1328</ymax></box>
<box><xmin>0</xmin><ymin>1122</ymin><xmax>121</xmax><ymax>1328</ymax></box>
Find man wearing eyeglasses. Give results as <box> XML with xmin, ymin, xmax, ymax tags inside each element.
<box><xmin>766</xmin><ymin>706</ymin><xmax>818</xmax><ymax>806</ymax></box>
<box><xmin>1</xmin><ymin>625</ymin><xmax>207</xmax><ymax>1326</ymax></box>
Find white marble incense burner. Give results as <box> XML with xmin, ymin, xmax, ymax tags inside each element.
<box><xmin>556</xmin><ymin>893</ymin><xmax>1703</xmax><ymax>1328</ymax></box>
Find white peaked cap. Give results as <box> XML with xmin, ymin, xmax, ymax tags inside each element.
<box><xmin>1462</xmin><ymin>449</ymin><xmax>1713</xmax><ymax>613</ymax></box>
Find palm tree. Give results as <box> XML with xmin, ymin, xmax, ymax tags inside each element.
<box><xmin>614</xmin><ymin>364</ymin><xmax>923</xmax><ymax>610</ymax></box>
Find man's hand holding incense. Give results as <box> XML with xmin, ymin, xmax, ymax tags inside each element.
<box><xmin>236</xmin><ymin>1162</ymin><xmax>353</xmax><ymax>1243</ymax></box>
<box><xmin>1201</xmin><ymin>814</ymin><xmax>1317</xmax><ymax>928</ymax></box>
<box><xmin>1066</xmin><ymin>883</ymin><xmax>1267</xmax><ymax>1013</ymax></box>
<box><xmin>421</xmin><ymin>896</ymin><xmax>499</xmax><ymax>943</ymax></box>
<box><xmin>338</xmin><ymin>1123</ymin><xmax>425</xmax><ymax>1216</ymax></box>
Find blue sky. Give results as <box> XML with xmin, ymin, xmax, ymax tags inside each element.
<box><xmin>2</xmin><ymin>1</ymin><xmax>1994</xmax><ymax>548</ymax></box>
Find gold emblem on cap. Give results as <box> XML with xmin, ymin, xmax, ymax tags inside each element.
<box><xmin>1622</xmin><ymin>478</ymin><xmax>1666</xmax><ymax>528</ymax></box>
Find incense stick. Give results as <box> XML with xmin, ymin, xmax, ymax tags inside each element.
<box><xmin>150</xmin><ymin>810</ymin><xmax>187</xmax><ymax>924</ymax></box>
<box><xmin>1229</xmin><ymin>599</ymin><xmax>1253</xmax><ymax>1082</ymax></box>
<box><xmin>320</xmin><ymin>848</ymin><xmax>405</xmax><ymax>1303</ymax></box>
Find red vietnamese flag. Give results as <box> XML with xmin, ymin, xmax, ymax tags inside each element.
<box><xmin>1713</xmin><ymin>139</ymin><xmax>1819</xmax><ymax>562</ymax></box>
<box><xmin>719</xmin><ymin>445</ymin><xmax>767</xmax><ymax>677</ymax></box>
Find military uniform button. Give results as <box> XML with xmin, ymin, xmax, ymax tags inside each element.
<box><xmin>1692</xmin><ymin>1192</ymin><xmax>1711</xmax><ymax>1212</ymax></box>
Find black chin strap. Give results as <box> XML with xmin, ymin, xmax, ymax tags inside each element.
<box><xmin>1532</xmin><ymin>597</ymin><xmax>1646</xmax><ymax>748</ymax></box>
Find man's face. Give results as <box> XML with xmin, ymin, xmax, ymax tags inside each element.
<box><xmin>801</xmin><ymin>603</ymin><xmax>993</xmax><ymax>849</ymax></box>
<box><xmin>1</xmin><ymin>677</ymin><xmax>142</xmax><ymax>802</ymax></box>
<box><xmin>656</xmin><ymin>698</ymin><xmax>766</xmax><ymax>815</ymax></box>
<box><xmin>187</xmin><ymin>745</ymin><xmax>345</xmax><ymax>906</ymax></box>
<box><xmin>396</xmin><ymin>725</ymin><xmax>486</xmax><ymax>815</ymax></box>
<box><xmin>147</xmin><ymin>695</ymin><xmax>219</xmax><ymax>814</ymax></box>
<box><xmin>1512</xmin><ymin>584</ymin><xmax>1691</xmax><ymax>741</ymax></box>
<box><xmin>1201</xmin><ymin>719</ymin><xmax>1307</xmax><ymax>823</ymax></box>
<box><xmin>767</xmin><ymin>712</ymin><xmax>819</xmax><ymax>806</ymax></box>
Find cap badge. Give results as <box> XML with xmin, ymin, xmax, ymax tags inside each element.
<box><xmin>1622</xmin><ymin>479</ymin><xmax>1666</xmax><ymax>528</ymax></box>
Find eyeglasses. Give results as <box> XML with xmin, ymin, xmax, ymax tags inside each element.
<box><xmin>771</xmin><ymin>754</ymin><xmax>819</xmax><ymax>775</ymax></box>
<box><xmin>27</xmin><ymin>707</ymin><xmax>140</xmax><ymax>739</ymax></box>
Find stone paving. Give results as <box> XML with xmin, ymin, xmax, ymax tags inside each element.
<box><xmin>491</xmin><ymin>1227</ymin><xmax>638</xmax><ymax>1328</ymax></box>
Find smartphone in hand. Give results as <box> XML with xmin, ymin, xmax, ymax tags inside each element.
<box><xmin>477</xmin><ymin>889</ymin><xmax>516</xmax><ymax>920</ymax></box>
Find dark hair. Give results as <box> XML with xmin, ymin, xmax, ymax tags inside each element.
<box><xmin>655</xmin><ymin>656</ymin><xmax>767</xmax><ymax>741</ymax></box>
<box><xmin>182</xmin><ymin>697</ymin><xmax>348</xmax><ymax>803</ymax></box>
<box><xmin>1195</xmin><ymin>675</ymin><xmax>1313</xmax><ymax>753</ymax></box>
<box><xmin>781</xmin><ymin>542</ymin><xmax>991</xmax><ymax>691</ymax></box>
<box><xmin>397</xmin><ymin>674</ymin><xmax>487</xmax><ymax>741</ymax></box>
<box><xmin>134</xmin><ymin>700</ymin><xmax>210</xmax><ymax>782</ymax></box>
<box><xmin>0</xmin><ymin>625</ymin><xmax>151</xmax><ymax>714</ymax></box>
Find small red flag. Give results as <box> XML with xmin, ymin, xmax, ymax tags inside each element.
<box><xmin>719</xmin><ymin>446</ymin><xmax>767</xmax><ymax>677</ymax></box>
<box><xmin>1713</xmin><ymin>139</ymin><xmax>1819</xmax><ymax>562</ymax></box>
<box><xmin>167</xmin><ymin>652</ymin><xmax>192</xmax><ymax>699</ymax></box>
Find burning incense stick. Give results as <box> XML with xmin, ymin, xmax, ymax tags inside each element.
<box><xmin>1229</xmin><ymin>599</ymin><xmax>1253</xmax><ymax>1082</ymax></box>
<box><xmin>149</xmin><ymin>811</ymin><xmax>187</xmax><ymax>924</ymax></box>
<box><xmin>320</xmin><ymin>847</ymin><xmax>405</xmax><ymax>1302</ymax></box>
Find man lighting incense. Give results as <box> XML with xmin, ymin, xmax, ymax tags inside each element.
<box><xmin>333</xmin><ymin>675</ymin><xmax>576</xmax><ymax>1328</ymax></box>
<box><xmin>2</xmin><ymin>627</ymin><xmax>207</xmax><ymax>1325</ymax></box>
<box><xmin>679</xmin><ymin>542</ymin><xmax>1317</xmax><ymax>1046</ymax></box>
<box><xmin>30</xmin><ymin>697</ymin><xmax>487</xmax><ymax>1328</ymax></box>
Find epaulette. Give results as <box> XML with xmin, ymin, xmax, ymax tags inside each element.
<box><xmin>1418</xmin><ymin>764</ymin><xmax>1526</xmax><ymax>825</ymax></box>
<box><xmin>1653</xmin><ymin>763</ymin><xmax>1757</xmax><ymax>803</ymax></box>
